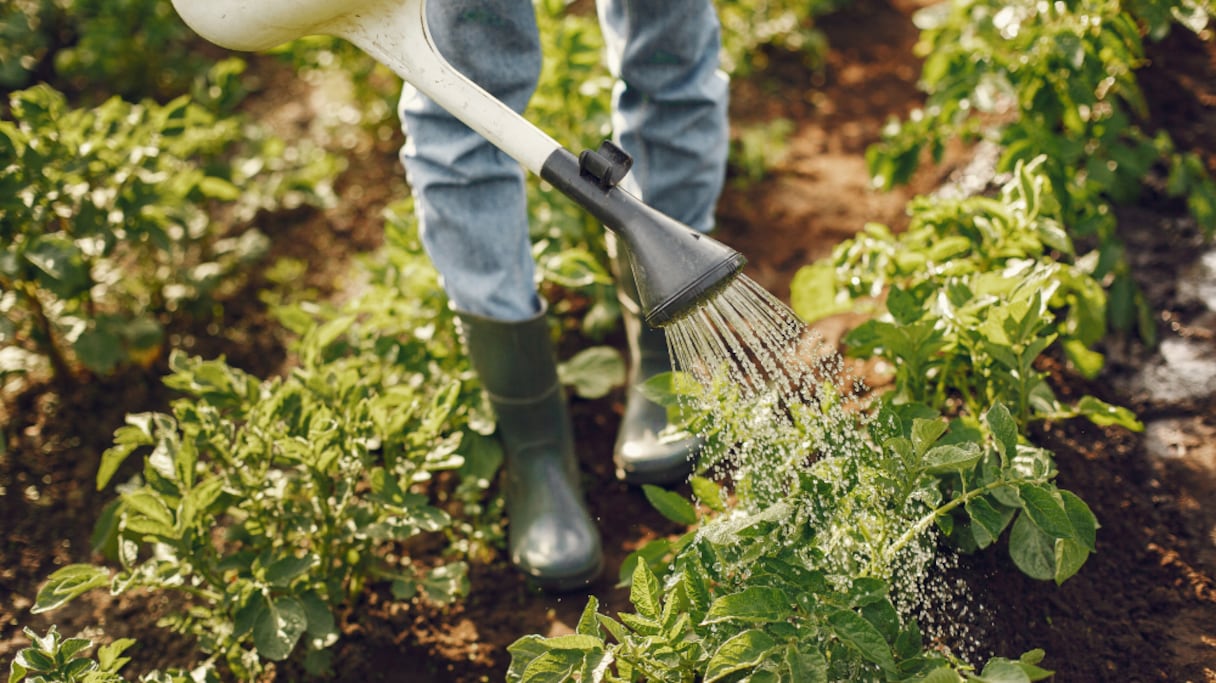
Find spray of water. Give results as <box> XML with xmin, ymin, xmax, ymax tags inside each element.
<box><xmin>663</xmin><ymin>273</ymin><xmax>981</xmax><ymax>661</ymax></box>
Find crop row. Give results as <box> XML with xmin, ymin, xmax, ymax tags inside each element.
<box><xmin>5</xmin><ymin>0</ymin><xmax>1214</xmax><ymax>681</ymax></box>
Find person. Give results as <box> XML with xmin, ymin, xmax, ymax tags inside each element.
<box><xmin>397</xmin><ymin>0</ymin><xmax>729</xmax><ymax>591</ymax></box>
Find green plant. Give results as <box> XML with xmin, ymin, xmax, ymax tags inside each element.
<box><xmin>730</xmin><ymin>118</ymin><xmax>795</xmax><ymax>185</ymax></box>
<box><xmin>509</xmin><ymin>389</ymin><xmax>1092</xmax><ymax>680</ymax></box>
<box><xmin>0</xmin><ymin>85</ymin><xmax>337</xmax><ymax>382</ymax></box>
<box><xmin>0</xmin><ymin>0</ymin><xmax>213</xmax><ymax>102</ymax></box>
<box><xmin>865</xmin><ymin>0</ymin><xmax>1215</xmax><ymax>338</ymax></box>
<box><xmin>7</xmin><ymin>625</ymin><xmax>211</xmax><ymax>683</ymax></box>
<box><xmin>716</xmin><ymin>0</ymin><xmax>847</xmax><ymax>75</ymax></box>
<box><xmin>33</xmin><ymin>314</ymin><xmax>484</xmax><ymax>679</ymax></box>
<box><xmin>792</xmin><ymin>157</ymin><xmax>1142</xmax><ymax>431</ymax></box>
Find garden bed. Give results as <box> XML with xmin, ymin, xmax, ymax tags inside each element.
<box><xmin>2</xmin><ymin>1</ymin><xmax>1214</xmax><ymax>680</ymax></box>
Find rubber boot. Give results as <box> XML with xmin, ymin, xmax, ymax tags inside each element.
<box><xmin>610</xmin><ymin>237</ymin><xmax>702</xmax><ymax>484</ymax></box>
<box><xmin>457</xmin><ymin>307</ymin><xmax>603</xmax><ymax>592</ymax></box>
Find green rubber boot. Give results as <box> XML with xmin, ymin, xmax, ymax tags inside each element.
<box><xmin>610</xmin><ymin>237</ymin><xmax>702</xmax><ymax>485</ymax></box>
<box><xmin>458</xmin><ymin>307</ymin><xmax>603</xmax><ymax>592</ymax></box>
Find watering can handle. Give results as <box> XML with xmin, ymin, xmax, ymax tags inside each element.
<box><xmin>170</xmin><ymin>0</ymin><xmax>563</xmax><ymax>174</ymax></box>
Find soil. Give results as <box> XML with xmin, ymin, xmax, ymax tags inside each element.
<box><xmin>3</xmin><ymin>1</ymin><xmax>1216</xmax><ymax>681</ymax></box>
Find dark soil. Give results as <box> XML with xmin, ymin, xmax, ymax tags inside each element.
<box><xmin>3</xmin><ymin>1</ymin><xmax>1215</xmax><ymax>681</ymax></box>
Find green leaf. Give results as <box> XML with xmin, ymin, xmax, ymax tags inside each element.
<box><xmin>1054</xmin><ymin>537</ymin><xmax>1090</xmax><ymax>585</ymax></box>
<box><xmin>253</xmin><ymin>595</ymin><xmax>308</xmax><ymax>661</ymax></box>
<box><xmin>966</xmin><ymin>497</ymin><xmax>1012</xmax><ymax>549</ymax></box>
<box><xmin>826</xmin><ymin>608</ymin><xmax>897</xmax><ymax>671</ymax></box>
<box><xmin>24</xmin><ymin>235</ymin><xmax>91</xmax><ymax>299</ymax></box>
<box><xmin>1062</xmin><ymin>339</ymin><xmax>1104</xmax><ymax>380</ymax></box>
<box><xmin>985</xmin><ymin>402</ymin><xmax>1018</xmax><ymax>462</ymax></box>
<box><xmin>923</xmin><ymin>443</ymin><xmax>983</xmax><ymax>474</ymax></box>
<box><xmin>690</xmin><ymin>475</ymin><xmax>726</xmax><ymax>512</ymax></box>
<box><xmin>300</xmin><ymin>591</ymin><xmax>338</xmax><ymax>649</ymax></box>
<box><xmin>629</xmin><ymin>561</ymin><xmax>662</xmax><ymax>621</ymax></box>
<box><xmin>557</xmin><ymin>346</ymin><xmax>625</xmax><ymax>399</ymax></box>
<box><xmin>72</xmin><ymin>325</ymin><xmax>125</xmax><ymax>375</ymax></box>
<box><xmin>971</xmin><ymin>657</ymin><xmax>1032</xmax><ymax>682</ymax></box>
<box><xmin>197</xmin><ymin>176</ymin><xmax>241</xmax><ymax>200</ymax></box>
<box><xmin>1075</xmin><ymin>396</ymin><xmax>1142</xmax><ymax>431</ymax></box>
<box><xmin>1060</xmin><ymin>490</ymin><xmax>1097</xmax><ymax>551</ymax></box>
<box><xmin>641</xmin><ymin>484</ymin><xmax>698</xmax><ymax>526</ymax></box>
<box><xmin>1008</xmin><ymin>514</ymin><xmax>1055</xmax><ymax>581</ymax></box>
<box><xmin>911</xmin><ymin>418</ymin><xmax>949</xmax><ymax>457</ymax></box>
<box><xmin>264</xmin><ymin>554</ymin><xmax>316</xmax><ymax>586</ymax></box>
<box><xmin>790</xmin><ymin>262</ymin><xmax>853</xmax><ymax>323</ymax></box>
<box><xmin>702</xmin><ymin>587</ymin><xmax>791</xmax><ymax>625</ymax></box>
<box><xmin>704</xmin><ymin>629</ymin><xmax>777</xmax><ymax>683</ymax></box>
<box><xmin>32</xmin><ymin>564</ymin><xmax>110</xmax><ymax>613</ymax></box>
<box><xmin>1017</xmin><ymin>484</ymin><xmax>1073</xmax><ymax>539</ymax></box>
<box><xmin>783</xmin><ymin>644</ymin><xmax>828</xmax><ymax>683</ymax></box>
<box><xmin>517</xmin><ymin>651</ymin><xmax>581</xmax><ymax>683</ymax></box>
<box><xmin>576</xmin><ymin>596</ymin><xmax>600</xmax><ymax>636</ymax></box>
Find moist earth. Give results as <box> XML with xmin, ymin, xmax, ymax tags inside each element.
<box><xmin>3</xmin><ymin>1</ymin><xmax>1215</xmax><ymax>680</ymax></box>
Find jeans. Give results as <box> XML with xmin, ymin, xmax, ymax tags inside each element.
<box><xmin>398</xmin><ymin>0</ymin><xmax>729</xmax><ymax>321</ymax></box>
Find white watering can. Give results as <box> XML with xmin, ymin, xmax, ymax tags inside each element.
<box><xmin>170</xmin><ymin>0</ymin><xmax>747</xmax><ymax>326</ymax></box>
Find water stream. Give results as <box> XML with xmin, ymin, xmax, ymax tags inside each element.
<box><xmin>662</xmin><ymin>272</ymin><xmax>983</xmax><ymax>661</ymax></box>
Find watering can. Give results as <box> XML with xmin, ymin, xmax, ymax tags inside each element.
<box><xmin>169</xmin><ymin>0</ymin><xmax>745</xmax><ymax>326</ymax></box>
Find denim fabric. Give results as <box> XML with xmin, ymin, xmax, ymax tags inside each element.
<box><xmin>398</xmin><ymin>0</ymin><xmax>728</xmax><ymax>321</ymax></box>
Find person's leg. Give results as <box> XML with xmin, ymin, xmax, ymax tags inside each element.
<box><xmin>596</xmin><ymin>0</ymin><xmax>729</xmax><ymax>232</ymax></box>
<box><xmin>597</xmin><ymin>0</ymin><xmax>730</xmax><ymax>483</ymax></box>
<box><xmin>398</xmin><ymin>0</ymin><xmax>601</xmax><ymax>590</ymax></box>
<box><xmin>399</xmin><ymin>0</ymin><xmax>543</xmax><ymax>321</ymax></box>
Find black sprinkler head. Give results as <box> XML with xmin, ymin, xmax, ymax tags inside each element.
<box><xmin>540</xmin><ymin>143</ymin><xmax>747</xmax><ymax>327</ymax></box>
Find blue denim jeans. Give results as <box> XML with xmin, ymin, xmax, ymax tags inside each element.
<box><xmin>398</xmin><ymin>0</ymin><xmax>729</xmax><ymax>321</ymax></box>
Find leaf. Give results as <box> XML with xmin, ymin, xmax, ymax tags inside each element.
<box><xmin>517</xmin><ymin>651</ymin><xmax>581</xmax><ymax>683</ymax></box>
<box><xmin>970</xmin><ymin>657</ymin><xmax>1032</xmax><ymax>682</ymax></box>
<box><xmin>690</xmin><ymin>475</ymin><xmax>726</xmax><ymax>512</ymax></box>
<box><xmin>197</xmin><ymin>176</ymin><xmax>241</xmax><ymax>200</ymax></box>
<box><xmin>558</xmin><ymin>346</ymin><xmax>625</xmax><ymax>399</ymax></box>
<box><xmin>1054</xmin><ymin>537</ymin><xmax>1090</xmax><ymax>585</ymax></box>
<box><xmin>704</xmin><ymin>629</ymin><xmax>777</xmax><ymax>682</ymax></box>
<box><xmin>1075</xmin><ymin>396</ymin><xmax>1142</xmax><ymax>431</ymax></box>
<box><xmin>1060</xmin><ymin>489</ymin><xmax>1098</xmax><ymax>550</ymax></box>
<box><xmin>32</xmin><ymin>564</ymin><xmax>110</xmax><ymax>613</ymax></box>
<box><xmin>790</xmin><ymin>262</ymin><xmax>853</xmax><ymax>323</ymax></box>
<box><xmin>253</xmin><ymin>595</ymin><xmax>308</xmax><ymax>661</ymax></box>
<box><xmin>576</xmin><ymin>596</ymin><xmax>600</xmax><ymax>636</ymax></box>
<box><xmin>300</xmin><ymin>591</ymin><xmax>338</xmax><ymax>649</ymax></box>
<box><xmin>1008</xmin><ymin>514</ymin><xmax>1055</xmax><ymax>581</ymax></box>
<box><xmin>24</xmin><ymin>235</ymin><xmax>91</xmax><ymax>299</ymax></box>
<box><xmin>72</xmin><ymin>325</ymin><xmax>125</xmax><ymax>375</ymax></box>
<box><xmin>1062</xmin><ymin>339</ymin><xmax>1104</xmax><ymax>380</ymax></box>
<box><xmin>783</xmin><ymin>644</ymin><xmax>828</xmax><ymax>683</ymax></box>
<box><xmin>1017</xmin><ymin>484</ymin><xmax>1074</xmax><ymax>539</ymax></box>
<box><xmin>911</xmin><ymin>418</ymin><xmax>949</xmax><ymax>456</ymax></box>
<box><xmin>641</xmin><ymin>484</ymin><xmax>698</xmax><ymax>526</ymax></box>
<box><xmin>826</xmin><ymin>608</ymin><xmax>897</xmax><ymax>671</ymax></box>
<box><xmin>264</xmin><ymin>554</ymin><xmax>316</xmax><ymax>586</ymax></box>
<box><xmin>984</xmin><ymin>402</ymin><xmax>1018</xmax><ymax>463</ymax></box>
<box><xmin>629</xmin><ymin>561</ymin><xmax>662</xmax><ymax>621</ymax></box>
<box><xmin>702</xmin><ymin>587</ymin><xmax>791</xmax><ymax>625</ymax></box>
<box><xmin>966</xmin><ymin>497</ymin><xmax>1011</xmax><ymax>549</ymax></box>
<box><xmin>923</xmin><ymin>442</ymin><xmax>983</xmax><ymax>474</ymax></box>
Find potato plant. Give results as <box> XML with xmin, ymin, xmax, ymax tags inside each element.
<box><xmin>791</xmin><ymin>157</ymin><xmax>1142</xmax><ymax>431</ymax></box>
<box><xmin>508</xmin><ymin>394</ymin><xmax>1091</xmax><ymax>681</ymax></box>
<box><xmin>0</xmin><ymin>0</ymin><xmax>214</xmax><ymax>102</ymax></box>
<box><xmin>865</xmin><ymin>0</ymin><xmax>1216</xmax><ymax>337</ymax></box>
<box><xmin>0</xmin><ymin>85</ymin><xmax>338</xmax><ymax>382</ymax></box>
<box><xmin>30</xmin><ymin>217</ymin><xmax>500</xmax><ymax>677</ymax></box>
<box><xmin>7</xmin><ymin>625</ymin><xmax>211</xmax><ymax>683</ymax></box>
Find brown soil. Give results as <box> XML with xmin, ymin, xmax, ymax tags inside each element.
<box><xmin>3</xmin><ymin>1</ymin><xmax>1216</xmax><ymax>681</ymax></box>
